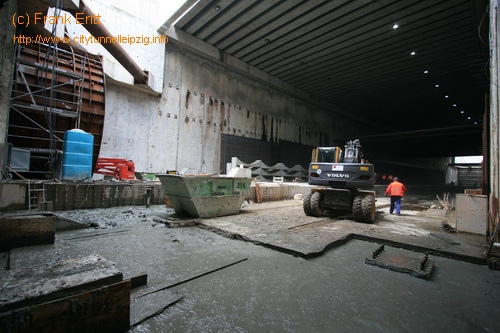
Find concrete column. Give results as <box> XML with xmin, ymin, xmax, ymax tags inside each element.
<box><xmin>489</xmin><ymin>0</ymin><xmax>500</xmax><ymax>232</ymax></box>
<box><xmin>0</xmin><ymin>0</ymin><xmax>16</xmax><ymax>180</ymax></box>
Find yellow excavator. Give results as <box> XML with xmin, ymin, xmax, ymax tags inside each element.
<box><xmin>303</xmin><ymin>139</ymin><xmax>376</xmax><ymax>223</ymax></box>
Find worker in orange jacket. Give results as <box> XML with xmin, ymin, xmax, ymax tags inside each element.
<box><xmin>385</xmin><ymin>177</ymin><xmax>406</xmax><ymax>215</ymax></box>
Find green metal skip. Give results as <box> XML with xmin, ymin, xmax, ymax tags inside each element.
<box><xmin>157</xmin><ymin>174</ymin><xmax>252</xmax><ymax>218</ymax></box>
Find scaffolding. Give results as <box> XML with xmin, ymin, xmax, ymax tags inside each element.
<box><xmin>7</xmin><ymin>41</ymin><xmax>105</xmax><ymax>180</ymax></box>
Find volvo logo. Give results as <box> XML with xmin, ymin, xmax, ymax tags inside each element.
<box><xmin>326</xmin><ymin>173</ymin><xmax>350</xmax><ymax>178</ymax></box>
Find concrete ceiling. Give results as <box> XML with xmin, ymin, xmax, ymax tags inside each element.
<box><xmin>173</xmin><ymin>0</ymin><xmax>490</xmax><ymax>158</ymax></box>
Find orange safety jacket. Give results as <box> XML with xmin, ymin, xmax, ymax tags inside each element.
<box><xmin>385</xmin><ymin>181</ymin><xmax>406</xmax><ymax>197</ymax></box>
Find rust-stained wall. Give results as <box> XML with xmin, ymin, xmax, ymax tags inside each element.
<box><xmin>99</xmin><ymin>42</ymin><xmax>373</xmax><ymax>174</ymax></box>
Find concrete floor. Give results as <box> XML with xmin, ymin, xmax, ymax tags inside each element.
<box><xmin>7</xmin><ymin>194</ymin><xmax>500</xmax><ymax>332</ymax></box>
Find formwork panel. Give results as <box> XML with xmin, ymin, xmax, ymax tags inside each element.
<box><xmin>0</xmin><ymin>255</ymin><xmax>129</xmax><ymax>333</ymax></box>
<box><xmin>43</xmin><ymin>182</ymin><xmax>165</xmax><ymax>210</ymax></box>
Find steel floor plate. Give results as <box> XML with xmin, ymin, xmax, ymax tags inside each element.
<box><xmin>365</xmin><ymin>244</ymin><xmax>434</xmax><ymax>280</ymax></box>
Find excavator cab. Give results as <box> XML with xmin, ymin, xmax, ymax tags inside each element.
<box><xmin>311</xmin><ymin>139</ymin><xmax>364</xmax><ymax>164</ymax></box>
<box><xmin>312</xmin><ymin>147</ymin><xmax>342</xmax><ymax>163</ymax></box>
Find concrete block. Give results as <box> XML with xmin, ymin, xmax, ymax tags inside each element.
<box><xmin>227</xmin><ymin>167</ymin><xmax>251</xmax><ymax>178</ymax></box>
<box><xmin>0</xmin><ymin>183</ymin><xmax>25</xmax><ymax>211</ymax></box>
<box><xmin>0</xmin><ymin>214</ymin><xmax>56</xmax><ymax>251</ymax></box>
<box><xmin>455</xmin><ymin>194</ymin><xmax>487</xmax><ymax>235</ymax></box>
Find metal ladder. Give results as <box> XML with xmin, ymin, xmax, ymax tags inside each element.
<box><xmin>28</xmin><ymin>180</ymin><xmax>46</xmax><ymax>210</ymax></box>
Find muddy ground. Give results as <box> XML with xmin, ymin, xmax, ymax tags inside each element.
<box><xmin>8</xmin><ymin>194</ymin><xmax>500</xmax><ymax>332</ymax></box>
<box><xmin>54</xmin><ymin>193</ymin><xmax>486</xmax><ymax>260</ymax></box>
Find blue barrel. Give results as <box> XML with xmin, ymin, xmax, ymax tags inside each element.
<box><xmin>61</xmin><ymin>129</ymin><xmax>94</xmax><ymax>180</ymax></box>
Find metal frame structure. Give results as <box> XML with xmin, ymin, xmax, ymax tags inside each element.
<box><xmin>7</xmin><ymin>41</ymin><xmax>105</xmax><ymax>179</ymax></box>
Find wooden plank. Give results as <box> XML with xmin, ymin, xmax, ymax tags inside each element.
<box><xmin>0</xmin><ymin>255</ymin><xmax>122</xmax><ymax>313</ymax></box>
<box><xmin>128</xmin><ymin>272</ymin><xmax>148</xmax><ymax>289</ymax></box>
<box><xmin>0</xmin><ymin>280</ymin><xmax>130</xmax><ymax>333</ymax></box>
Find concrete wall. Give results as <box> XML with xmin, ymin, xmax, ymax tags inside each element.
<box><xmin>1</xmin><ymin>0</ymin><xmax>372</xmax><ymax>180</ymax></box>
<box><xmin>0</xmin><ymin>0</ymin><xmax>16</xmax><ymax>180</ymax></box>
<box><xmin>99</xmin><ymin>42</ymin><xmax>372</xmax><ymax>174</ymax></box>
<box><xmin>99</xmin><ymin>84</ymin><xmax>174</xmax><ymax>171</ymax></box>
<box><xmin>0</xmin><ymin>182</ymin><xmax>26</xmax><ymax>211</ymax></box>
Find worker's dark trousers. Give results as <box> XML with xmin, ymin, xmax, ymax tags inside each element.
<box><xmin>390</xmin><ymin>196</ymin><xmax>402</xmax><ymax>214</ymax></box>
